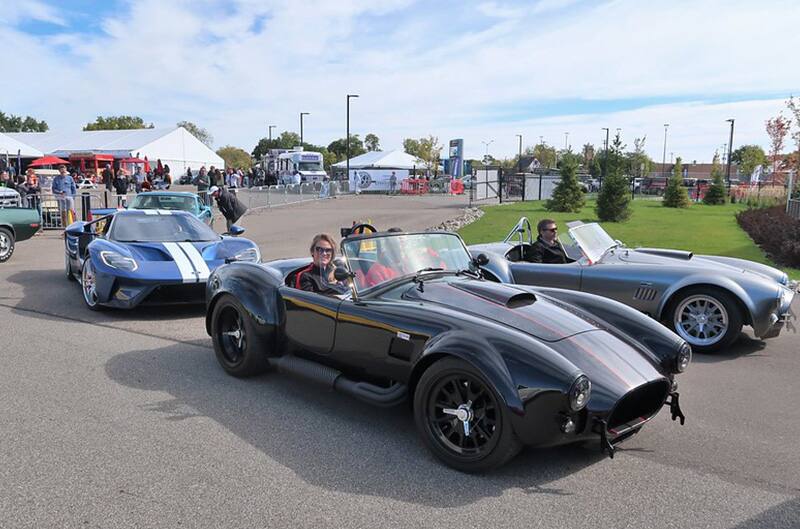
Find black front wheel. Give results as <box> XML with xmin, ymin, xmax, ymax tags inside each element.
<box><xmin>210</xmin><ymin>294</ymin><xmax>270</xmax><ymax>377</ymax></box>
<box><xmin>414</xmin><ymin>357</ymin><xmax>521</xmax><ymax>472</ymax></box>
<box><xmin>0</xmin><ymin>227</ymin><xmax>15</xmax><ymax>263</ymax></box>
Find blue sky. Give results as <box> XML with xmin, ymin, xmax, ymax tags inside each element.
<box><xmin>2</xmin><ymin>0</ymin><xmax>799</xmax><ymax>162</ymax></box>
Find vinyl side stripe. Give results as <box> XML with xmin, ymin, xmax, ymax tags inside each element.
<box><xmin>178</xmin><ymin>242</ymin><xmax>210</xmax><ymax>281</ymax></box>
<box><xmin>163</xmin><ymin>242</ymin><xmax>196</xmax><ymax>283</ymax></box>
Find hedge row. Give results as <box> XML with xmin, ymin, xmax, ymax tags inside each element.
<box><xmin>736</xmin><ymin>206</ymin><xmax>800</xmax><ymax>268</ymax></box>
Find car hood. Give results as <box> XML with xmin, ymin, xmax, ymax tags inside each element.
<box><xmin>403</xmin><ymin>278</ymin><xmax>597</xmax><ymax>342</ymax></box>
<box><xmin>616</xmin><ymin>248</ymin><xmax>787</xmax><ymax>283</ymax></box>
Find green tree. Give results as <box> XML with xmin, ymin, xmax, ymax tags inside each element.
<box><xmin>525</xmin><ymin>143</ymin><xmax>557</xmax><ymax>169</ymax></box>
<box><xmin>177</xmin><ymin>121</ymin><xmax>213</xmax><ymax>147</ymax></box>
<box><xmin>625</xmin><ymin>136</ymin><xmax>653</xmax><ymax>178</ymax></box>
<box><xmin>328</xmin><ymin>134</ymin><xmax>366</xmax><ymax>161</ymax></box>
<box><xmin>703</xmin><ymin>153</ymin><xmax>727</xmax><ymax>205</ymax></box>
<box><xmin>556</xmin><ymin>150</ymin><xmax>583</xmax><ymax>169</ymax></box>
<box><xmin>663</xmin><ymin>157</ymin><xmax>691</xmax><ymax>208</ymax></box>
<box><xmin>595</xmin><ymin>133</ymin><xmax>632</xmax><ymax>222</ymax></box>
<box><xmin>83</xmin><ymin>115</ymin><xmax>153</xmax><ymax>130</ymax></box>
<box><xmin>216</xmin><ymin>146</ymin><xmax>253</xmax><ymax>170</ymax></box>
<box><xmin>403</xmin><ymin>135</ymin><xmax>442</xmax><ymax>172</ymax></box>
<box><xmin>251</xmin><ymin>131</ymin><xmax>302</xmax><ymax>159</ymax></box>
<box><xmin>729</xmin><ymin>144</ymin><xmax>767</xmax><ymax>179</ymax></box>
<box><xmin>0</xmin><ymin>111</ymin><xmax>48</xmax><ymax>132</ymax></box>
<box><xmin>546</xmin><ymin>159</ymin><xmax>585</xmax><ymax>212</ymax></box>
<box><xmin>364</xmin><ymin>133</ymin><xmax>381</xmax><ymax>152</ymax></box>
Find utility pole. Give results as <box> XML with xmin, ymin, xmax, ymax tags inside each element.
<box><xmin>725</xmin><ymin>118</ymin><xmax>735</xmax><ymax>190</ymax></box>
<box><xmin>564</xmin><ymin>132</ymin><xmax>569</xmax><ymax>151</ymax></box>
<box><xmin>601</xmin><ymin>127</ymin><xmax>609</xmax><ymax>188</ymax></box>
<box><xmin>299</xmin><ymin>112</ymin><xmax>310</xmax><ymax>147</ymax></box>
<box><xmin>662</xmin><ymin>124</ymin><xmax>669</xmax><ymax>178</ymax></box>
<box><xmin>346</xmin><ymin>94</ymin><xmax>359</xmax><ymax>183</ymax></box>
<box><xmin>516</xmin><ymin>134</ymin><xmax>523</xmax><ymax>173</ymax></box>
<box><xmin>268</xmin><ymin>124</ymin><xmax>276</xmax><ymax>142</ymax></box>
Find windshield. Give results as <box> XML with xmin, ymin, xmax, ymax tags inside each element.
<box><xmin>567</xmin><ymin>223</ymin><xmax>617</xmax><ymax>263</ymax></box>
<box><xmin>110</xmin><ymin>213</ymin><xmax>219</xmax><ymax>243</ymax></box>
<box><xmin>298</xmin><ymin>161</ymin><xmax>323</xmax><ymax>172</ymax></box>
<box><xmin>130</xmin><ymin>194</ymin><xmax>197</xmax><ymax>213</ymax></box>
<box><xmin>342</xmin><ymin>232</ymin><xmax>473</xmax><ymax>292</ymax></box>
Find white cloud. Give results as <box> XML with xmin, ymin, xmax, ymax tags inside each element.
<box><xmin>0</xmin><ymin>0</ymin><xmax>65</xmax><ymax>26</ymax></box>
<box><xmin>0</xmin><ymin>0</ymin><xmax>798</xmax><ymax>163</ymax></box>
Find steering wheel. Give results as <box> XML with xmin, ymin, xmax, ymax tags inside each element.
<box><xmin>349</xmin><ymin>223</ymin><xmax>377</xmax><ymax>236</ymax></box>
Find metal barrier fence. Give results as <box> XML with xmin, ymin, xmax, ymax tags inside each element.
<box><xmin>788</xmin><ymin>199</ymin><xmax>800</xmax><ymax>220</ymax></box>
<box><xmin>239</xmin><ymin>180</ymin><xmax>352</xmax><ymax>211</ymax></box>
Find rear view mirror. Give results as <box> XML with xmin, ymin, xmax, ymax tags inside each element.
<box><xmin>473</xmin><ymin>253</ymin><xmax>489</xmax><ymax>266</ymax></box>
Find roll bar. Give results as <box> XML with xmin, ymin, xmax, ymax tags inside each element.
<box><xmin>503</xmin><ymin>217</ymin><xmax>533</xmax><ymax>245</ymax></box>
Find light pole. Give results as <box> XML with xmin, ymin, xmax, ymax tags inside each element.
<box><xmin>299</xmin><ymin>112</ymin><xmax>310</xmax><ymax>147</ymax></box>
<box><xmin>268</xmin><ymin>124</ymin><xmax>276</xmax><ymax>142</ymax></box>
<box><xmin>516</xmin><ymin>134</ymin><xmax>523</xmax><ymax>173</ymax></box>
<box><xmin>662</xmin><ymin>124</ymin><xmax>669</xmax><ymax>178</ymax></box>
<box><xmin>346</xmin><ymin>94</ymin><xmax>359</xmax><ymax>183</ymax></box>
<box><xmin>564</xmin><ymin>132</ymin><xmax>569</xmax><ymax>151</ymax></box>
<box><xmin>601</xmin><ymin>127</ymin><xmax>609</xmax><ymax>188</ymax></box>
<box><xmin>725</xmin><ymin>118</ymin><xmax>735</xmax><ymax>190</ymax></box>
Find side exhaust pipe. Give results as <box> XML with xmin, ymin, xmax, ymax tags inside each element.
<box><xmin>271</xmin><ymin>355</ymin><xmax>407</xmax><ymax>407</ymax></box>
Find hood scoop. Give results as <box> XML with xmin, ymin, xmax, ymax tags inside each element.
<box><xmin>450</xmin><ymin>281</ymin><xmax>536</xmax><ymax>308</ymax></box>
<box><xmin>635</xmin><ymin>248</ymin><xmax>693</xmax><ymax>260</ymax></box>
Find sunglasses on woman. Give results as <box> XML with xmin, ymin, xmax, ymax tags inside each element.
<box><xmin>315</xmin><ymin>246</ymin><xmax>333</xmax><ymax>255</ymax></box>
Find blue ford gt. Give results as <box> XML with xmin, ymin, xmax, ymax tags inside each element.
<box><xmin>64</xmin><ymin>209</ymin><xmax>260</xmax><ymax>310</ymax></box>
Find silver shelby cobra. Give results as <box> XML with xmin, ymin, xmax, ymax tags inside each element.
<box><xmin>470</xmin><ymin>217</ymin><xmax>797</xmax><ymax>353</ymax></box>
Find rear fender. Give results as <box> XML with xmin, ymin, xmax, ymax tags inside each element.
<box><xmin>205</xmin><ymin>263</ymin><xmax>285</xmax><ymax>355</ymax></box>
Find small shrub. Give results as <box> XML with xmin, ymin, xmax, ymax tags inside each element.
<box><xmin>546</xmin><ymin>159</ymin><xmax>585</xmax><ymax>212</ymax></box>
<box><xmin>663</xmin><ymin>157</ymin><xmax>691</xmax><ymax>208</ymax></box>
<box><xmin>736</xmin><ymin>206</ymin><xmax>800</xmax><ymax>267</ymax></box>
<box><xmin>703</xmin><ymin>155</ymin><xmax>727</xmax><ymax>205</ymax></box>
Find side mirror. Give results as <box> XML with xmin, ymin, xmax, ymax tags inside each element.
<box><xmin>334</xmin><ymin>266</ymin><xmax>354</xmax><ymax>282</ymax></box>
<box><xmin>65</xmin><ymin>224</ymin><xmax>88</xmax><ymax>237</ymax></box>
<box><xmin>228</xmin><ymin>225</ymin><xmax>245</xmax><ymax>236</ymax></box>
<box><xmin>473</xmin><ymin>253</ymin><xmax>489</xmax><ymax>266</ymax></box>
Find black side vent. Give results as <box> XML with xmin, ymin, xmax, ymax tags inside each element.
<box><xmin>633</xmin><ymin>287</ymin><xmax>658</xmax><ymax>301</ymax></box>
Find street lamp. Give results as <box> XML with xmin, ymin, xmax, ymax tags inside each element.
<box><xmin>481</xmin><ymin>140</ymin><xmax>494</xmax><ymax>159</ymax></box>
<box><xmin>564</xmin><ymin>132</ymin><xmax>569</xmax><ymax>151</ymax></box>
<box><xmin>346</xmin><ymin>94</ymin><xmax>359</xmax><ymax>183</ymax></box>
<box><xmin>601</xmin><ymin>127</ymin><xmax>610</xmax><ymax>187</ymax></box>
<box><xmin>725</xmin><ymin>118</ymin><xmax>735</xmax><ymax>189</ymax></box>
<box><xmin>268</xmin><ymin>124</ymin><xmax>276</xmax><ymax>142</ymax></box>
<box><xmin>516</xmin><ymin>134</ymin><xmax>523</xmax><ymax>173</ymax></box>
<box><xmin>662</xmin><ymin>124</ymin><xmax>669</xmax><ymax>178</ymax></box>
<box><xmin>299</xmin><ymin>112</ymin><xmax>310</xmax><ymax>147</ymax></box>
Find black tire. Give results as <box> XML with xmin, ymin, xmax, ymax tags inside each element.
<box><xmin>0</xmin><ymin>227</ymin><xmax>15</xmax><ymax>263</ymax></box>
<box><xmin>413</xmin><ymin>357</ymin><xmax>522</xmax><ymax>472</ymax></box>
<box><xmin>666</xmin><ymin>287</ymin><xmax>743</xmax><ymax>353</ymax></box>
<box><xmin>210</xmin><ymin>294</ymin><xmax>270</xmax><ymax>377</ymax></box>
<box><xmin>80</xmin><ymin>259</ymin><xmax>105</xmax><ymax>311</ymax></box>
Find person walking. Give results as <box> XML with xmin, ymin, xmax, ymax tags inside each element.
<box><xmin>114</xmin><ymin>168</ymin><xmax>129</xmax><ymax>204</ymax></box>
<box><xmin>19</xmin><ymin>168</ymin><xmax>41</xmax><ymax>211</ymax></box>
<box><xmin>389</xmin><ymin>171</ymin><xmax>397</xmax><ymax>195</ymax></box>
<box><xmin>208</xmin><ymin>185</ymin><xmax>247</xmax><ymax>233</ymax></box>
<box><xmin>52</xmin><ymin>165</ymin><xmax>77</xmax><ymax>227</ymax></box>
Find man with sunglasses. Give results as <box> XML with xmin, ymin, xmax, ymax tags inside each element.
<box><xmin>530</xmin><ymin>218</ymin><xmax>574</xmax><ymax>264</ymax></box>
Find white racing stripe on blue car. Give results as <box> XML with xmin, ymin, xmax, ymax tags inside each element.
<box><xmin>163</xmin><ymin>242</ymin><xmax>197</xmax><ymax>283</ymax></box>
<box><xmin>178</xmin><ymin>242</ymin><xmax>211</xmax><ymax>282</ymax></box>
<box><xmin>143</xmin><ymin>210</ymin><xmax>159</xmax><ymax>215</ymax></box>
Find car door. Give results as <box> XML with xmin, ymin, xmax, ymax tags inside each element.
<box><xmin>510</xmin><ymin>261</ymin><xmax>583</xmax><ymax>290</ymax></box>
<box><xmin>280</xmin><ymin>287</ymin><xmax>341</xmax><ymax>356</ymax></box>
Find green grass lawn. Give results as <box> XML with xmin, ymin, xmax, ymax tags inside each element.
<box><xmin>459</xmin><ymin>200</ymin><xmax>800</xmax><ymax>280</ymax></box>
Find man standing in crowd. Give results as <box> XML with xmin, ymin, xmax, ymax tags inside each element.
<box><xmin>0</xmin><ymin>170</ymin><xmax>16</xmax><ymax>190</ymax></box>
<box><xmin>20</xmin><ymin>168</ymin><xmax>41</xmax><ymax>211</ymax></box>
<box><xmin>196</xmin><ymin>166</ymin><xmax>209</xmax><ymax>202</ymax></box>
<box><xmin>52</xmin><ymin>165</ymin><xmax>77</xmax><ymax>227</ymax></box>
<box><xmin>114</xmin><ymin>167</ymin><xmax>129</xmax><ymax>203</ymax></box>
<box><xmin>529</xmin><ymin>219</ymin><xmax>575</xmax><ymax>264</ymax></box>
<box><xmin>102</xmin><ymin>163</ymin><xmax>114</xmax><ymax>194</ymax></box>
<box><xmin>208</xmin><ymin>185</ymin><xmax>247</xmax><ymax>233</ymax></box>
<box><xmin>133</xmin><ymin>165</ymin><xmax>145</xmax><ymax>193</ymax></box>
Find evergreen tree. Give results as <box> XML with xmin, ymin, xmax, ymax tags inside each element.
<box><xmin>595</xmin><ymin>133</ymin><xmax>632</xmax><ymax>222</ymax></box>
<box><xmin>703</xmin><ymin>154</ymin><xmax>727</xmax><ymax>205</ymax></box>
<box><xmin>546</xmin><ymin>159</ymin><xmax>585</xmax><ymax>212</ymax></box>
<box><xmin>663</xmin><ymin>157</ymin><xmax>691</xmax><ymax>208</ymax></box>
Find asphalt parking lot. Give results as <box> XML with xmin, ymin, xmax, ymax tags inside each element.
<box><xmin>1</xmin><ymin>194</ymin><xmax>799</xmax><ymax>529</ymax></box>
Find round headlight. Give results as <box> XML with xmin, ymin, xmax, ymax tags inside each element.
<box><xmin>569</xmin><ymin>375</ymin><xmax>591</xmax><ymax>411</ymax></box>
<box><xmin>676</xmin><ymin>342</ymin><xmax>692</xmax><ymax>373</ymax></box>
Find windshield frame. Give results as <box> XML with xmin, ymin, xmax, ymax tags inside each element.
<box><xmin>129</xmin><ymin>194</ymin><xmax>198</xmax><ymax>213</ymax></box>
<box><xmin>567</xmin><ymin>223</ymin><xmax>617</xmax><ymax>264</ymax></box>
<box><xmin>109</xmin><ymin>211</ymin><xmax>220</xmax><ymax>243</ymax></box>
<box><xmin>340</xmin><ymin>231</ymin><xmax>475</xmax><ymax>296</ymax></box>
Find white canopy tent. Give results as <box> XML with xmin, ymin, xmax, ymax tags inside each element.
<box><xmin>0</xmin><ymin>132</ymin><xmax>43</xmax><ymax>158</ymax></box>
<box><xmin>7</xmin><ymin>127</ymin><xmax>223</xmax><ymax>176</ymax></box>
<box><xmin>332</xmin><ymin>150</ymin><xmax>424</xmax><ymax>170</ymax></box>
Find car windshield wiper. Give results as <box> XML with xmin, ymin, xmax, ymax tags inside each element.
<box><xmin>456</xmin><ymin>267</ymin><xmax>480</xmax><ymax>278</ymax></box>
<box><xmin>415</xmin><ymin>267</ymin><xmax>444</xmax><ymax>277</ymax></box>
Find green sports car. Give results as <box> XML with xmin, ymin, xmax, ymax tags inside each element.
<box><xmin>0</xmin><ymin>207</ymin><xmax>41</xmax><ymax>263</ymax></box>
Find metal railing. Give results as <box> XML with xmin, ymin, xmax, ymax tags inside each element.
<box><xmin>788</xmin><ymin>199</ymin><xmax>800</xmax><ymax>220</ymax></box>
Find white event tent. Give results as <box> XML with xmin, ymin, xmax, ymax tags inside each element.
<box><xmin>332</xmin><ymin>149</ymin><xmax>423</xmax><ymax>170</ymax></box>
<box><xmin>7</xmin><ymin>127</ymin><xmax>223</xmax><ymax>176</ymax></box>
<box><xmin>0</xmin><ymin>132</ymin><xmax>43</xmax><ymax>158</ymax></box>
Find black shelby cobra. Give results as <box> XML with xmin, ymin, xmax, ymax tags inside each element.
<box><xmin>206</xmin><ymin>226</ymin><xmax>689</xmax><ymax>472</ymax></box>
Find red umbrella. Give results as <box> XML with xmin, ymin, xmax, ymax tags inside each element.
<box><xmin>29</xmin><ymin>155</ymin><xmax>70</xmax><ymax>167</ymax></box>
<box><xmin>119</xmin><ymin>157</ymin><xmax>146</xmax><ymax>164</ymax></box>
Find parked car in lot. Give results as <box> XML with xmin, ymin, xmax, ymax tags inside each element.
<box><xmin>0</xmin><ymin>206</ymin><xmax>41</xmax><ymax>262</ymax></box>
<box><xmin>206</xmin><ymin>226</ymin><xmax>689</xmax><ymax>472</ymax></box>
<box><xmin>64</xmin><ymin>209</ymin><xmax>259</xmax><ymax>309</ymax></box>
<box><xmin>470</xmin><ymin>217</ymin><xmax>797</xmax><ymax>353</ymax></box>
<box><xmin>0</xmin><ymin>187</ymin><xmax>22</xmax><ymax>208</ymax></box>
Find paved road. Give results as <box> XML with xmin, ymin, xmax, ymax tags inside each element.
<box><xmin>1</xmin><ymin>195</ymin><xmax>799</xmax><ymax>528</ymax></box>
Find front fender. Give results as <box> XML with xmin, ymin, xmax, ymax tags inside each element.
<box><xmin>656</xmin><ymin>274</ymin><xmax>759</xmax><ymax>326</ymax></box>
<box><xmin>469</xmin><ymin>249</ymin><xmax>514</xmax><ymax>283</ymax></box>
<box><xmin>537</xmin><ymin>287</ymin><xmax>684</xmax><ymax>375</ymax></box>
<box><xmin>205</xmin><ymin>263</ymin><xmax>285</xmax><ymax>355</ymax></box>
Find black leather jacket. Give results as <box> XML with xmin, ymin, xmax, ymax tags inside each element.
<box><xmin>529</xmin><ymin>236</ymin><xmax>574</xmax><ymax>264</ymax></box>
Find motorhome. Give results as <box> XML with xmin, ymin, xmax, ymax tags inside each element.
<box><xmin>277</xmin><ymin>150</ymin><xmax>326</xmax><ymax>185</ymax></box>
